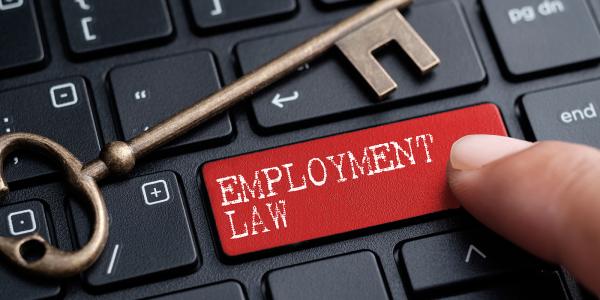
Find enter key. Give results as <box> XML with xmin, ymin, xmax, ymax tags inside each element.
<box><xmin>522</xmin><ymin>79</ymin><xmax>600</xmax><ymax>148</ymax></box>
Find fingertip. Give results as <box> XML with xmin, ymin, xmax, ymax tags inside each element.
<box><xmin>447</xmin><ymin>134</ymin><xmax>534</xmax><ymax>220</ymax></box>
<box><xmin>448</xmin><ymin>138</ymin><xmax>600</xmax><ymax>295</ymax></box>
<box><xmin>449</xmin><ymin>134</ymin><xmax>533</xmax><ymax>171</ymax></box>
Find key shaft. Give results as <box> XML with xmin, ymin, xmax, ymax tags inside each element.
<box><xmin>83</xmin><ymin>0</ymin><xmax>413</xmax><ymax>180</ymax></box>
<box><xmin>0</xmin><ymin>0</ymin><xmax>440</xmax><ymax>279</ymax></box>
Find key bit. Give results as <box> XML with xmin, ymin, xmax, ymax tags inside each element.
<box><xmin>336</xmin><ymin>9</ymin><xmax>440</xmax><ymax>99</ymax></box>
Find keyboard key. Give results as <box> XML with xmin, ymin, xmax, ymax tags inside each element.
<box><xmin>0</xmin><ymin>200</ymin><xmax>61</xmax><ymax>299</ymax></box>
<box><xmin>59</xmin><ymin>0</ymin><xmax>172</xmax><ymax>55</ymax></box>
<box><xmin>400</xmin><ymin>229</ymin><xmax>539</xmax><ymax>294</ymax></box>
<box><xmin>442</xmin><ymin>272</ymin><xmax>567</xmax><ymax>300</ymax></box>
<box><xmin>0</xmin><ymin>0</ymin><xmax>44</xmax><ymax>74</ymax></box>
<box><xmin>153</xmin><ymin>281</ymin><xmax>246</xmax><ymax>300</ymax></box>
<box><xmin>70</xmin><ymin>171</ymin><xmax>197</xmax><ymax>289</ymax></box>
<box><xmin>202</xmin><ymin>104</ymin><xmax>506</xmax><ymax>257</ymax></box>
<box><xmin>0</xmin><ymin>77</ymin><xmax>101</xmax><ymax>182</ymax></box>
<box><xmin>481</xmin><ymin>0</ymin><xmax>600</xmax><ymax>77</ymax></box>
<box><xmin>109</xmin><ymin>51</ymin><xmax>232</xmax><ymax>150</ymax></box>
<box><xmin>266</xmin><ymin>251</ymin><xmax>389</xmax><ymax>300</ymax></box>
<box><xmin>190</xmin><ymin>0</ymin><xmax>296</xmax><ymax>31</ymax></box>
<box><xmin>521</xmin><ymin>79</ymin><xmax>600</xmax><ymax>148</ymax></box>
<box><xmin>236</xmin><ymin>1</ymin><xmax>485</xmax><ymax>131</ymax></box>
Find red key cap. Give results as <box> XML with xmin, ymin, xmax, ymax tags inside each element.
<box><xmin>202</xmin><ymin>104</ymin><xmax>506</xmax><ymax>257</ymax></box>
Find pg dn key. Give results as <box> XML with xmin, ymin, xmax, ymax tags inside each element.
<box><xmin>481</xmin><ymin>0</ymin><xmax>600</xmax><ymax>77</ymax></box>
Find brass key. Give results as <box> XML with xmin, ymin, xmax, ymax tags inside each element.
<box><xmin>0</xmin><ymin>0</ymin><xmax>438</xmax><ymax>278</ymax></box>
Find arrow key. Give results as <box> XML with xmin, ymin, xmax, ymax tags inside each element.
<box><xmin>399</xmin><ymin>229</ymin><xmax>541</xmax><ymax>295</ymax></box>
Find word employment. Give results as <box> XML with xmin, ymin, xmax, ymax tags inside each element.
<box><xmin>215</xmin><ymin>134</ymin><xmax>434</xmax><ymax>240</ymax></box>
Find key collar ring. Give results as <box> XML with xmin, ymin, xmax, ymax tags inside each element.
<box><xmin>0</xmin><ymin>133</ymin><xmax>108</xmax><ymax>278</ymax></box>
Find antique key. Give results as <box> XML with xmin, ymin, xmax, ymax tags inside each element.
<box><xmin>0</xmin><ymin>0</ymin><xmax>439</xmax><ymax>278</ymax></box>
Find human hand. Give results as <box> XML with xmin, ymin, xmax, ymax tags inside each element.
<box><xmin>448</xmin><ymin>135</ymin><xmax>600</xmax><ymax>295</ymax></box>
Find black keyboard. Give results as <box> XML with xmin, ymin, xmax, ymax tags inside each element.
<box><xmin>0</xmin><ymin>0</ymin><xmax>597</xmax><ymax>299</ymax></box>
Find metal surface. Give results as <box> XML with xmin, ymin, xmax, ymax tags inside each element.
<box><xmin>0</xmin><ymin>133</ymin><xmax>108</xmax><ymax>278</ymax></box>
<box><xmin>336</xmin><ymin>10</ymin><xmax>440</xmax><ymax>99</ymax></box>
<box><xmin>0</xmin><ymin>0</ymin><xmax>438</xmax><ymax>278</ymax></box>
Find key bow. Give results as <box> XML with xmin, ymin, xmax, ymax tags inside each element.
<box><xmin>0</xmin><ymin>133</ymin><xmax>108</xmax><ymax>278</ymax></box>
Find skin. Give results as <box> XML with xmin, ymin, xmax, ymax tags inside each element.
<box><xmin>447</xmin><ymin>135</ymin><xmax>600</xmax><ymax>296</ymax></box>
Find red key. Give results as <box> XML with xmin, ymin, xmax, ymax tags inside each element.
<box><xmin>202</xmin><ymin>104</ymin><xmax>507</xmax><ymax>257</ymax></box>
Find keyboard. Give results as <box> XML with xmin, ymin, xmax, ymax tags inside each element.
<box><xmin>0</xmin><ymin>0</ymin><xmax>597</xmax><ymax>298</ymax></box>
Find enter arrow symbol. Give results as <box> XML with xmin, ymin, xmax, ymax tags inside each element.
<box><xmin>272</xmin><ymin>91</ymin><xmax>299</xmax><ymax>108</ymax></box>
<box><xmin>465</xmin><ymin>244</ymin><xmax>486</xmax><ymax>263</ymax></box>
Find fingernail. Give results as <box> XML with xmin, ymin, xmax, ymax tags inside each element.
<box><xmin>450</xmin><ymin>135</ymin><xmax>533</xmax><ymax>171</ymax></box>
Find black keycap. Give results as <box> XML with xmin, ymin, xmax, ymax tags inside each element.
<box><xmin>521</xmin><ymin>79</ymin><xmax>600</xmax><ymax>148</ymax></box>
<box><xmin>0</xmin><ymin>0</ymin><xmax>44</xmax><ymax>74</ymax></box>
<box><xmin>481</xmin><ymin>0</ymin><xmax>600</xmax><ymax>77</ymax></box>
<box><xmin>109</xmin><ymin>51</ymin><xmax>232</xmax><ymax>151</ymax></box>
<box><xmin>0</xmin><ymin>200</ymin><xmax>61</xmax><ymax>299</ymax></box>
<box><xmin>236</xmin><ymin>1</ymin><xmax>485</xmax><ymax>131</ymax></box>
<box><xmin>59</xmin><ymin>0</ymin><xmax>172</xmax><ymax>55</ymax></box>
<box><xmin>400</xmin><ymin>230</ymin><xmax>538</xmax><ymax>294</ymax></box>
<box><xmin>152</xmin><ymin>281</ymin><xmax>246</xmax><ymax>300</ymax></box>
<box><xmin>442</xmin><ymin>272</ymin><xmax>567</xmax><ymax>300</ymax></box>
<box><xmin>190</xmin><ymin>0</ymin><xmax>296</xmax><ymax>31</ymax></box>
<box><xmin>266</xmin><ymin>251</ymin><xmax>389</xmax><ymax>300</ymax></box>
<box><xmin>0</xmin><ymin>77</ymin><xmax>101</xmax><ymax>182</ymax></box>
<box><xmin>69</xmin><ymin>171</ymin><xmax>197</xmax><ymax>289</ymax></box>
